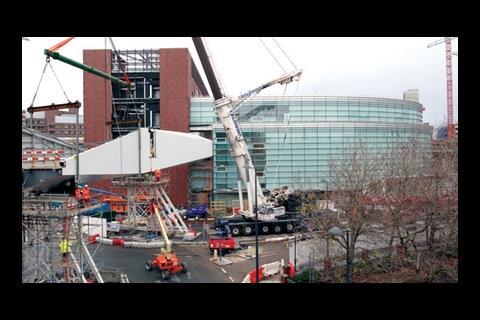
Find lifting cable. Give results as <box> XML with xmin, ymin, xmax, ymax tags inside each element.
<box><xmin>48</xmin><ymin>62</ymin><xmax>71</xmax><ymax>102</ymax></box>
<box><xmin>272</xmin><ymin>37</ymin><xmax>298</xmax><ymax>71</ymax></box>
<box><xmin>258</xmin><ymin>37</ymin><xmax>286</xmax><ymax>73</ymax></box>
<box><xmin>265</xmin><ymin>84</ymin><xmax>289</xmax><ymax>187</ymax></box>
<box><xmin>108</xmin><ymin>37</ymin><xmax>131</xmax><ymax>85</ymax></box>
<box><xmin>106</xmin><ymin>37</ymin><xmax>124</xmax><ymax>174</ymax></box>
<box><xmin>30</xmin><ymin>36</ymin><xmax>76</xmax><ymax>108</ymax></box>
<box><xmin>256</xmin><ymin>37</ymin><xmax>300</xmax><ymax>187</ymax></box>
<box><xmin>48</xmin><ymin>37</ymin><xmax>75</xmax><ymax>52</ymax></box>
<box><xmin>108</xmin><ymin>37</ymin><xmax>140</xmax><ymax>126</ymax></box>
<box><xmin>29</xmin><ymin>60</ymin><xmax>49</xmax><ymax>108</ymax></box>
<box><xmin>29</xmin><ymin>58</ymin><xmax>72</xmax><ymax>108</ymax></box>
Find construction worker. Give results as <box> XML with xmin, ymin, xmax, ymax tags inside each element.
<box><xmin>154</xmin><ymin>169</ymin><xmax>162</xmax><ymax>182</ymax></box>
<box><xmin>83</xmin><ymin>185</ymin><xmax>91</xmax><ymax>204</ymax></box>
<box><xmin>59</xmin><ymin>239</ymin><xmax>71</xmax><ymax>255</ymax></box>
<box><xmin>75</xmin><ymin>185</ymin><xmax>85</xmax><ymax>206</ymax></box>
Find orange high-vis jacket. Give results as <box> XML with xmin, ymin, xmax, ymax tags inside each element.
<box><xmin>154</xmin><ymin>170</ymin><xmax>162</xmax><ymax>181</ymax></box>
<box><xmin>75</xmin><ymin>188</ymin><xmax>82</xmax><ymax>200</ymax></box>
<box><xmin>82</xmin><ymin>188</ymin><xmax>91</xmax><ymax>202</ymax></box>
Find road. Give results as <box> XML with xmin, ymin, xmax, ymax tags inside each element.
<box><xmin>219</xmin><ymin>242</ymin><xmax>290</xmax><ymax>282</ymax></box>
<box><xmin>87</xmin><ymin>219</ymin><xmax>291</xmax><ymax>283</ymax></box>
<box><xmin>89</xmin><ymin>244</ymin><xmax>230</xmax><ymax>283</ymax></box>
<box><xmin>88</xmin><ymin>239</ymin><xmax>290</xmax><ymax>283</ymax></box>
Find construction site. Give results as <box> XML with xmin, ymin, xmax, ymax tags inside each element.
<box><xmin>21</xmin><ymin>37</ymin><xmax>458</xmax><ymax>283</ymax></box>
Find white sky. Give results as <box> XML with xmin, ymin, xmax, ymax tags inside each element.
<box><xmin>22</xmin><ymin>37</ymin><xmax>458</xmax><ymax>127</ymax></box>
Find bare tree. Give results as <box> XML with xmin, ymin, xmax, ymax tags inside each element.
<box><xmin>419</xmin><ymin>138</ymin><xmax>458</xmax><ymax>255</ymax></box>
<box><xmin>327</xmin><ymin>140</ymin><xmax>382</xmax><ymax>275</ymax></box>
<box><xmin>372</xmin><ymin>138</ymin><xmax>430</xmax><ymax>262</ymax></box>
<box><xmin>320</xmin><ymin>133</ymin><xmax>458</xmax><ymax>282</ymax></box>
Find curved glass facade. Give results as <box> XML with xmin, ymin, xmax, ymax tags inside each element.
<box><xmin>190</xmin><ymin>96</ymin><xmax>432</xmax><ymax>197</ymax></box>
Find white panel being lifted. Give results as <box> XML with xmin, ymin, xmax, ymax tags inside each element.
<box><xmin>61</xmin><ymin>128</ymin><xmax>212</xmax><ymax>182</ymax></box>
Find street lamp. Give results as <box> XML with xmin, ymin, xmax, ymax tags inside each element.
<box><xmin>254</xmin><ymin>174</ymin><xmax>259</xmax><ymax>284</ymax></box>
<box><xmin>328</xmin><ymin>226</ymin><xmax>351</xmax><ymax>283</ymax></box>
<box><xmin>294</xmin><ymin>233</ymin><xmax>297</xmax><ymax>272</ymax></box>
<box><xmin>245</xmin><ymin>161</ymin><xmax>259</xmax><ymax>284</ymax></box>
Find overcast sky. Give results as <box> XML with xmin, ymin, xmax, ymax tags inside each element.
<box><xmin>22</xmin><ymin>37</ymin><xmax>458</xmax><ymax>127</ymax></box>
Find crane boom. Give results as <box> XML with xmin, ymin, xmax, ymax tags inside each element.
<box><xmin>152</xmin><ymin>204</ymin><xmax>172</xmax><ymax>253</ymax></box>
<box><xmin>44</xmin><ymin>50</ymin><xmax>131</xmax><ymax>87</ymax></box>
<box><xmin>427</xmin><ymin>37</ymin><xmax>457</xmax><ymax>48</ymax></box>
<box><xmin>192</xmin><ymin>37</ymin><xmax>302</xmax><ymax>220</ymax></box>
<box><xmin>192</xmin><ymin>37</ymin><xmax>226</xmax><ymax>100</ymax></box>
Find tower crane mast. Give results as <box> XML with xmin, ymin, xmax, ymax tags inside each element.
<box><xmin>427</xmin><ymin>37</ymin><xmax>457</xmax><ymax>139</ymax></box>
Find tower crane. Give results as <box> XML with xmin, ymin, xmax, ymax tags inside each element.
<box><xmin>427</xmin><ymin>37</ymin><xmax>458</xmax><ymax>139</ymax></box>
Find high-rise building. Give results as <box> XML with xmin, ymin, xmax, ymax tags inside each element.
<box><xmin>190</xmin><ymin>96</ymin><xmax>433</xmax><ymax>201</ymax></box>
<box><xmin>403</xmin><ymin>89</ymin><xmax>419</xmax><ymax>102</ymax></box>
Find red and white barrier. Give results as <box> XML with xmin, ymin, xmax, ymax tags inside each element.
<box><xmin>23</xmin><ymin>149</ymin><xmax>64</xmax><ymax>155</ymax></box>
<box><xmin>22</xmin><ymin>156</ymin><xmax>61</xmax><ymax>161</ymax></box>
<box><xmin>242</xmin><ymin>260</ymin><xmax>296</xmax><ymax>283</ymax></box>
<box><xmin>22</xmin><ymin>150</ymin><xmax>64</xmax><ymax>161</ymax></box>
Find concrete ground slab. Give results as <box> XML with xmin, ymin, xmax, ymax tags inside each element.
<box><xmin>210</xmin><ymin>258</ymin><xmax>233</xmax><ymax>266</ymax></box>
<box><xmin>226</xmin><ymin>256</ymin><xmax>248</xmax><ymax>263</ymax></box>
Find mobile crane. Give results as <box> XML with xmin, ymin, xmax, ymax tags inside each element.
<box><xmin>192</xmin><ymin>38</ymin><xmax>302</xmax><ymax>236</ymax></box>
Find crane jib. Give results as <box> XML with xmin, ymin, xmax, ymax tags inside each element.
<box><xmin>231</xmin><ymin>113</ymin><xmax>243</xmax><ymax>137</ymax></box>
<box><xmin>239</xmin><ymin>86</ymin><xmax>262</xmax><ymax>99</ymax></box>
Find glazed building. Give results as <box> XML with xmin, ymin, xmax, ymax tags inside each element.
<box><xmin>83</xmin><ymin>48</ymin><xmax>433</xmax><ymax>206</ymax></box>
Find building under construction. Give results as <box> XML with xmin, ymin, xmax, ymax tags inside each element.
<box><xmin>83</xmin><ymin>48</ymin><xmax>210</xmax><ymax>207</ymax></box>
<box><xmin>21</xmin><ymin>37</ymin><xmax>449</xmax><ymax>283</ymax></box>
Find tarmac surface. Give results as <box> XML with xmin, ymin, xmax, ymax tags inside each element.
<box><xmin>88</xmin><ymin>220</ymin><xmax>291</xmax><ymax>283</ymax></box>
<box><xmin>90</xmin><ymin>244</ymin><xmax>230</xmax><ymax>283</ymax></box>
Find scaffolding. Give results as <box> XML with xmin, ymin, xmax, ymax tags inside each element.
<box><xmin>111</xmin><ymin>50</ymin><xmax>160</xmax><ymax>138</ymax></box>
<box><xmin>112</xmin><ymin>175</ymin><xmax>188</xmax><ymax>236</ymax></box>
<box><xmin>112</xmin><ymin>49</ymin><xmax>160</xmax><ymax>74</ymax></box>
<box><xmin>189</xmin><ymin>158</ymin><xmax>213</xmax><ymax>207</ymax></box>
<box><xmin>22</xmin><ymin>194</ymin><xmax>104</xmax><ymax>283</ymax></box>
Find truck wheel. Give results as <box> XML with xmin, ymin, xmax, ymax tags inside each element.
<box><xmin>286</xmin><ymin>223</ymin><xmax>294</xmax><ymax>233</ymax></box>
<box><xmin>262</xmin><ymin>225</ymin><xmax>270</xmax><ymax>234</ymax></box>
<box><xmin>231</xmin><ymin>226</ymin><xmax>241</xmax><ymax>236</ymax></box>
<box><xmin>274</xmin><ymin>225</ymin><xmax>282</xmax><ymax>233</ymax></box>
<box><xmin>181</xmin><ymin>263</ymin><xmax>187</xmax><ymax>273</ymax></box>
<box><xmin>244</xmin><ymin>226</ymin><xmax>253</xmax><ymax>235</ymax></box>
<box><xmin>145</xmin><ymin>262</ymin><xmax>153</xmax><ymax>271</ymax></box>
<box><xmin>161</xmin><ymin>270</ymin><xmax>171</xmax><ymax>280</ymax></box>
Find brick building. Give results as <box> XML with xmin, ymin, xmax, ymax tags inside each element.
<box><xmin>83</xmin><ymin>48</ymin><xmax>209</xmax><ymax>206</ymax></box>
<box><xmin>22</xmin><ymin>109</ymin><xmax>84</xmax><ymax>146</ymax></box>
